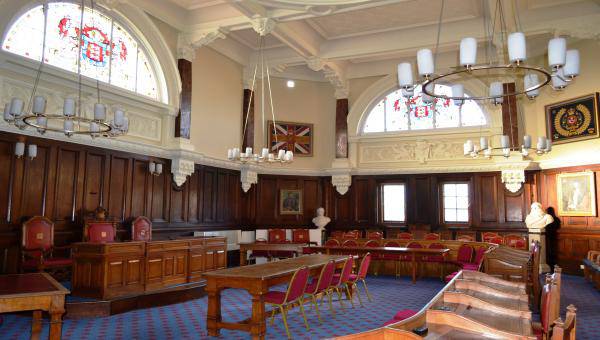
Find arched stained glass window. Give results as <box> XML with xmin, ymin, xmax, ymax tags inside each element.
<box><xmin>362</xmin><ymin>84</ymin><xmax>486</xmax><ymax>134</ymax></box>
<box><xmin>2</xmin><ymin>2</ymin><xmax>161</xmax><ymax>101</ymax></box>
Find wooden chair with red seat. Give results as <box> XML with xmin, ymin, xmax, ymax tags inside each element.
<box><xmin>383</xmin><ymin>240</ymin><xmax>402</xmax><ymax>276</ymax></box>
<box><xmin>456</xmin><ymin>233</ymin><xmax>475</xmax><ymax>242</ymax></box>
<box><xmin>268</xmin><ymin>228</ymin><xmax>287</xmax><ymax>243</ymax></box>
<box><xmin>504</xmin><ymin>233</ymin><xmax>528</xmax><ymax>250</ymax></box>
<box><xmin>397</xmin><ymin>232</ymin><xmax>412</xmax><ymax>240</ymax></box>
<box><xmin>402</xmin><ymin>241</ymin><xmax>424</xmax><ymax>276</ymax></box>
<box><xmin>325</xmin><ymin>238</ymin><xmax>341</xmax><ymax>247</ymax></box>
<box><xmin>21</xmin><ymin>216</ymin><xmax>72</xmax><ymax>274</ymax></box>
<box><xmin>347</xmin><ymin>252</ymin><xmax>373</xmax><ymax>304</ymax></box>
<box><xmin>364</xmin><ymin>240</ymin><xmax>381</xmax><ymax>275</ymax></box>
<box><xmin>292</xmin><ymin>229</ymin><xmax>309</xmax><ymax>243</ymax></box>
<box><xmin>341</xmin><ymin>239</ymin><xmax>358</xmax><ymax>247</ymax></box>
<box><xmin>331</xmin><ymin>255</ymin><xmax>356</xmax><ymax>308</ymax></box>
<box><xmin>482</xmin><ymin>231</ymin><xmax>501</xmax><ymax>243</ymax></box>
<box><xmin>424</xmin><ymin>233</ymin><xmax>440</xmax><ymax>240</ymax></box>
<box><xmin>84</xmin><ymin>220</ymin><xmax>117</xmax><ymax>243</ymax></box>
<box><xmin>304</xmin><ymin>260</ymin><xmax>336</xmax><ymax>320</ymax></box>
<box><xmin>131</xmin><ymin>216</ymin><xmax>152</xmax><ymax>241</ymax></box>
<box><xmin>366</xmin><ymin>230</ymin><xmax>383</xmax><ymax>240</ymax></box>
<box><xmin>454</xmin><ymin>244</ymin><xmax>474</xmax><ymax>268</ymax></box>
<box><xmin>265</xmin><ymin>266</ymin><xmax>311</xmax><ymax>338</ymax></box>
<box><xmin>330</xmin><ymin>230</ymin><xmax>344</xmax><ymax>239</ymax></box>
<box><xmin>343</xmin><ymin>230</ymin><xmax>361</xmax><ymax>239</ymax></box>
<box><xmin>461</xmin><ymin>246</ymin><xmax>488</xmax><ymax>271</ymax></box>
<box><xmin>550</xmin><ymin>304</ymin><xmax>577</xmax><ymax>340</ymax></box>
<box><xmin>425</xmin><ymin>243</ymin><xmax>446</xmax><ymax>279</ymax></box>
<box><xmin>533</xmin><ymin>275</ymin><xmax>560</xmax><ymax>340</ymax></box>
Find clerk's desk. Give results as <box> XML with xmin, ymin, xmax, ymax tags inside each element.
<box><xmin>71</xmin><ymin>236</ymin><xmax>227</xmax><ymax>300</ymax></box>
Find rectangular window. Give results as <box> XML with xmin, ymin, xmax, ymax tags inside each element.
<box><xmin>443</xmin><ymin>183</ymin><xmax>469</xmax><ymax>223</ymax></box>
<box><xmin>382</xmin><ymin>184</ymin><xmax>406</xmax><ymax>222</ymax></box>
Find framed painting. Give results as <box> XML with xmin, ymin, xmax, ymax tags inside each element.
<box><xmin>268</xmin><ymin>121</ymin><xmax>313</xmax><ymax>157</ymax></box>
<box><xmin>556</xmin><ymin>172</ymin><xmax>596</xmax><ymax>216</ymax></box>
<box><xmin>546</xmin><ymin>93</ymin><xmax>599</xmax><ymax>145</ymax></box>
<box><xmin>280</xmin><ymin>189</ymin><xmax>303</xmax><ymax>215</ymax></box>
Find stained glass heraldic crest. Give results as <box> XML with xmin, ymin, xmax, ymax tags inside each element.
<box><xmin>2</xmin><ymin>2</ymin><xmax>160</xmax><ymax>101</ymax></box>
<box><xmin>363</xmin><ymin>84</ymin><xmax>486</xmax><ymax>133</ymax></box>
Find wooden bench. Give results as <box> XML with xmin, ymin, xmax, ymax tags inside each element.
<box><xmin>583</xmin><ymin>250</ymin><xmax>600</xmax><ymax>290</ymax></box>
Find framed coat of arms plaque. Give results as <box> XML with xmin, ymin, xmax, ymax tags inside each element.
<box><xmin>546</xmin><ymin>93</ymin><xmax>599</xmax><ymax>145</ymax></box>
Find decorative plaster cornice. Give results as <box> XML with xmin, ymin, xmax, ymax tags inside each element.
<box><xmin>251</xmin><ymin>17</ymin><xmax>276</xmax><ymax>36</ymax></box>
<box><xmin>306</xmin><ymin>56</ymin><xmax>325</xmax><ymax>71</ymax></box>
<box><xmin>177</xmin><ymin>28</ymin><xmax>228</xmax><ymax>61</ymax></box>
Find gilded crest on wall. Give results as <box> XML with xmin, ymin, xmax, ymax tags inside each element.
<box><xmin>546</xmin><ymin>93</ymin><xmax>599</xmax><ymax>144</ymax></box>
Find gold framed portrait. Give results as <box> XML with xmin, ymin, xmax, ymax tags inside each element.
<box><xmin>556</xmin><ymin>172</ymin><xmax>597</xmax><ymax>216</ymax></box>
<box><xmin>280</xmin><ymin>189</ymin><xmax>303</xmax><ymax>215</ymax></box>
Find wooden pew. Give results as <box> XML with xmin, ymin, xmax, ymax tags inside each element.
<box><xmin>551</xmin><ymin>305</ymin><xmax>577</xmax><ymax>340</ymax></box>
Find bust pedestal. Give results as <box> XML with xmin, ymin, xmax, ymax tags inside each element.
<box><xmin>526</xmin><ymin>202</ymin><xmax>553</xmax><ymax>273</ymax></box>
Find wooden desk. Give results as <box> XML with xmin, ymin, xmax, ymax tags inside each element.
<box><xmin>238</xmin><ymin>242</ymin><xmax>307</xmax><ymax>266</ymax></box>
<box><xmin>203</xmin><ymin>254</ymin><xmax>349</xmax><ymax>339</ymax></box>
<box><xmin>72</xmin><ymin>237</ymin><xmax>227</xmax><ymax>300</ymax></box>
<box><xmin>307</xmin><ymin>246</ymin><xmax>450</xmax><ymax>283</ymax></box>
<box><xmin>0</xmin><ymin>273</ymin><xmax>69</xmax><ymax>340</ymax></box>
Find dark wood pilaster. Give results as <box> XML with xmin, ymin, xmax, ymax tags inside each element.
<box><xmin>501</xmin><ymin>83</ymin><xmax>518</xmax><ymax>143</ymax></box>
<box><xmin>242</xmin><ymin>89</ymin><xmax>255</xmax><ymax>150</ymax></box>
<box><xmin>175</xmin><ymin>59</ymin><xmax>192</xmax><ymax>139</ymax></box>
<box><xmin>335</xmin><ymin>98</ymin><xmax>349</xmax><ymax>158</ymax></box>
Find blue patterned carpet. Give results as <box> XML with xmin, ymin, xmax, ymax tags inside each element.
<box><xmin>0</xmin><ymin>274</ymin><xmax>597</xmax><ymax>339</ymax></box>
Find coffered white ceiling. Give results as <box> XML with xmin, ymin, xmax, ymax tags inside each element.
<box><xmin>132</xmin><ymin>0</ymin><xmax>600</xmax><ymax>87</ymax></box>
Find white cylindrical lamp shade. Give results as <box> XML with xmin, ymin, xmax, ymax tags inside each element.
<box><xmin>94</xmin><ymin>103</ymin><xmax>106</xmax><ymax>121</ymax></box>
<box><xmin>552</xmin><ymin>69</ymin><xmax>567</xmax><ymax>90</ymax></box>
<box><xmin>28</xmin><ymin>144</ymin><xmax>37</xmax><ymax>159</ymax></box>
<box><xmin>507</xmin><ymin>32</ymin><xmax>526</xmax><ymax>63</ymax></box>
<box><xmin>277</xmin><ymin>149</ymin><xmax>285</xmax><ymax>159</ymax></box>
<box><xmin>149</xmin><ymin>162</ymin><xmax>156</xmax><ymax>173</ymax></box>
<box><xmin>64</xmin><ymin>119</ymin><xmax>74</xmax><ymax>135</ymax></box>
<box><xmin>537</xmin><ymin>136</ymin><xmax>547</xmax><ymax>150</ymax></box>
<box><xmin>63</xmin><ymin>98</ymin><xmax>76</xmax><ymax>117</ymax></box>
<box><xmin>32</xmin><ymin>96</ymin><xmax>47</xmax><ymax>115</ymax></box>
<box><xmin>245</xmin><ymin>147</ymin><xmax>253</xmax><ymax>156</ymax></box>
<box><xmin>490</xmin><ymin>82</ymin><xmax>504</xmax><ymax>105</ymax></box>
<box><xmin>155</xmin><ymin>163</ymin><xmax>163</xmax><ymax>175</ymax></box>
<box><xmin>451</xmin><ymin>84</ymin><xmax>464</xmax><ymax>105</ymax></box>
<box><xmin>501</xmin><ymin>135</ymin><xmax>510</xmax><ymax>148</ymax></box>
<box><xmin>261</xmin><ymin>148</ymin><xmax>269</xmax><ymax>158</ymax></box>
<box><xmin>114</xmin><ymin>109</ymin><xmax>125</xmax><ymax>127</ymax></box>
<box><xmin>90</xmin><ymin>122</ymin><xmax>100</xmax><ymax>133</ymax></box>
<box><xmin>563</xmin><ymin>50</ymin><xmax>580</xmax><ymax>78</ymax></box>
<box><xmin>10</xmin><ymin>98</ymin><xmax>24</xmax><ymax>116</ymax></box>
<box><xmin>523</xmin><ymin>73</ymin><xmax>540</xmax><ymax>99</ymax></box>
<box><xmin>464</xmin><ymin>140</ymin><xmax>474</xmax><ymax>155</ymax></box>
<box><xmin>548</xmin><ymin>37</ymin><xmax>567</xmax><ymax>69</ymax></box>
<box><xmin>285</xmin><ymin>151</ymin><xmax>293</xmax><ymax>161</ymax></box>
<box><xmin>416</xmin><ymin>49</ymin><xmax>434</xmax><ymax>77</ymax></box>
<box><xmin>459</xmin><ymin>37</ymin><xmax>477</xmax><ymax>67</ymax></box>
<box><xmin>397</xmin><ymin>62</ymin><xmax>414</xmax><ymax>88</ymax></box>
<box><xmin>546</xmin><ymin>138</ymin><xmax>552</xmax><ymax>152</ymax></box>
<box><xmin>480</xmin><ymin>137</ymin><xmax>488</xmax><ymax>150</ymax></box>
<box><xmin>4</xmin><ymin>103</ymin><xmax>12</xmax><ymax>121</ymax></box>
<box><xmin>15</xmin><ymin>142</ymin><xmax>25</xmax><ymax>157</ymax></box>
<box><xmin>523</xmin><ymin>135</ymin><xmax>532</xmax><ymax>148</ymax></box>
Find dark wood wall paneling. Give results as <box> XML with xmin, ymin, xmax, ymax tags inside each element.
<box><xmin>0</xmin><ymin>132</ymin><xmax>241</xmax><ymax>273</ymax></box>
<box><xmin>540</xmin><ymin>164</ymin><xmax>600</xmax><ymax>274</ymax></box>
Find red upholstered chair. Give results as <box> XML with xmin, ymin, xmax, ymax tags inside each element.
<box><xmin>342</xmin><ymin>239</ymin><xmax>358</xmax><ymax>247</ymax></box>
<box><xmin>265</xmin><ymin>266</ymin><xmax>311</xmax><ymax>338</ymax></box>
<box><xmin>397</xmin><ymin>232</ymin><xmax>412</xmax><ymax>240</ymax></box>
<box><xmin>383</xmin><ymin>240</ymin><xmax>402</xmax><ymax>276</ymax></box>
<box><xmin>462</xmin><ymin>246</ymin><xmax>488</xmax><ymax>271</ymax></box>
<box><xmin>504</xmin><ymin>234</ymin><xmax>528</xmax><ymax>250</ymax></box>
<box><xmin>131</xmin><ymin>216</ymin><xmax>152</xmax><ymax>241</ymax></box>
<box><xmin>456</xmin><ymin>233</ymin><xmax>475</xmax><ymax>242</ymax></box>
<box><xmin>482</xmin><ymin>232</ymin><xmax>501</xmax><ymax>243</ymax></box>
<box><xmin>331</xmin><ymin>256</ymin><xmax>356</xmax><ymax>309</ymax></box>
<box><xmin>21</xmin><ymin>216</ymin><xmax>72</xmax><ymax>273</ymax></box>
<box><xmin>424</xmin><ymin>233</ymin><xmax>440</xmax><ymax>240</ymax></box>
<box><xmin>347</xmin><ymin>252</ymin><xmax>373</xmax><ymax>304</ymax></box>
<box><xmin>534</xmin><ymin>280</ymin><xmax>554</xmax><ymax>340</ymax></box>
<box><xmin>489</xmin><ymin>236</ymin><xmax>504</xmax><ymax>245</ymax></box>
<box><xmin>292</xmin><ymin>229</ymin><xmax>309</xmax><ymax>243</ymax></box>
<box><xmin>343</xmin><ymin>230</ymin><xmax>361</xmax><ymax>239</ymax></box>
<box><xmin>325</xmin><ymin>238</ymin><xmax>341</xmax><ymax>247</ymax></box>
<box><xmin>330</xmin><ymin>230</ymin><xmax>344</xmax><ymax>238</ymax></box>
<box><xmin>268</xmin><ymin>228</ymin><xmax>287</xmax><ymax>243</ymax></box>
<box><xmin>455</xmin><ymin>244</ymin><xmax>474</xmax><ymax>268</ymax></box>
<box><xmin>84</xmin><ymin>221</ymin><xmax>117</xmax><ymax>243</ymax></box>
<box><xmin>366</xmin><ymin>231</ymin><xmax>383</xmax><ymax>239</ymax></box>
<box><xmin>304</xmin><ymin>260</ymin><xmax>336</xmax><ymax>320</ymax></box>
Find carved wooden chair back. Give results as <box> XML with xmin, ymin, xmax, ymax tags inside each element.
<box><xmin>131</xmin><ymin>216</ymin><xmax>152</xmax><ymax>241</ymax></box>
<box><xmin>342</xmin><ymin>239</ymin><xmax>358</xmax><ymax>247</ymax></box>
<box><xmin>268</xmin><ymin>229</ymin><xmax>287</xmax><ymax>243</ymax></box>
<box><xmin>84</xmin><ymin>221</ymin><xmax>117</xmax><ymax>243</ymax></box>
<box><xmin>504</xmin><ymin>234</ymin><xmax>528</xmax><ymax>249</ymax></box>
<box><xmin>325</xmin><ymin>238</ymin><xmax>341</xmax><ymax>247</ymax></box>
<box><xmin>343</xmin><ymin>230</ymin><xmax>361</xmax><ymax>239</ymax></box>
<box><xmin>482</xmin><ymin>232</ymin><xmax>501</xmax><ymax>243</ymax></box>
<box><xmin>424</xmin><ymin>233</ymin><xmax>440</xmax><ymax>240</ymax></box>
<box><xmin>397</xmin><ymin>232</ymin><xmax>413</xmax><ymax>240</ymax></box>
<box><xmin>366</xmin><ymin>230</ymin><xmax>383</xmax><ymax>239</ymax></box>
<box><xmin>22</xmin><ymin>216</ymin><xmax>54</xmax><ymax>251</ymax></box>
<box><xmin>456</xmin><ymin>233</ymin><xmax>475</xmax><ymax>242</ymax></box>
<box><xmin>292</xmin><ymin>229</ymin><xmax>309</xmax><ymax>243</ymax></box>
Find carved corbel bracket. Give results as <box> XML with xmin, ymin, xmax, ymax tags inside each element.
<box><xmin>331</xmin><ymin>173</ymin><xmax>352</xmax><ymax>195</ymax></box>
<box><xmin>251</xmin><ymin>17</ymin><xmax>276</xmax><ymax>36</ymax></box>
<box><xmin>240</xmin><ymin>166</ymin><xmax>258</xmax><ymax>193</ymax></box>
<box><xmin>171</xmin><ymin>157</ymin><xmax>195</xmax><ymax>187</ymax></box>
<box><xmin>177</xmin><ymin>28</ymin><xmax>228</xmax><ymax>61</ymax></box>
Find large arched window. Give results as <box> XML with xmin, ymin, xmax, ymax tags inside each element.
<box><xmin>362</xmin><ymin>84</ymin><xmax>486</xmax><ymax>134</ymax></box>
<box><xmin>2</xmin><ymin>2</ymin><xmax>162</xmax><ymax>101</ymax></box>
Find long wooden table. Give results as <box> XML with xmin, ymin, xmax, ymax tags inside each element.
<box><xmin>203</xmin><ymin>254</ymin><xmax>349</xmax><ymax>339</ymax></box>
<box><xmin>238</xmin><ymin>242</ymin><xmax>308</xmax><ymax>265</ymax></box>
<box><xmin>307</xmin><ymin>245</ymin><xmax>450</xmax><ymax>284</ymax></box>
<box><xmin>0</xmin><ymin>272</ymin><xmax>70</xmax><ymax>340</ymax></box>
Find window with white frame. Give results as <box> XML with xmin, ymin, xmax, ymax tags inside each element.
<box><xmin>381</xmin><ymin>183</ymin><xmax>406</xmax><ymax>222</ymax></box>
<box><xmin>2</xmin><ymin>2</ymin><xmax>163</xmax><ymax>101</ymax></box>
<box><xmin>442</xmin><ymin>183</ymin><xmax>470</xmax><ymax>223</ymax></box>
<box><xmin>362</xmin><ymin>84</ymin><xmax>486</xmax><ymax>133</ymax></box>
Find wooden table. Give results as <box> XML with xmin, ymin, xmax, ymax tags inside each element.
<box><xmin>203</xmin><ymin>254</ymin><xmax>349</xmax><ymax>339</ymax></box>
<box><xmin>238</xmin><ymin>242</ymin><xmax>308</xmax><ymax>266</ymax></box>
<box><xmin>0</xmin><ymin>272</ymin><xmax>70</xmax><ymax>340</ymax></box>
<box><xmin>307</xmin><ymin>246</ymin><xmax>450</xmax><ymax>284</ymax></box>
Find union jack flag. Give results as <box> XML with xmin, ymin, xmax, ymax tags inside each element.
<box><xmin>268</xmin><ymin>121</ymin><xmax>313</xmax><ymax>156</ymax></box>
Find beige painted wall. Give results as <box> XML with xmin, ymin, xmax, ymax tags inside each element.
<box><xmin>253</xmin><ymin>78</ymin><xmax>336</xmax><ymax>170</ymax></box>
<box><xmin>148</xmin><ymin>15</ymin><xmax>178</xmax><ymax>60</ymax></box>
<box><xmin>190</xmin><ymin>47</ymin><xmax>243</xmax><ymax>159</ymax></box>
<box><xmin>349</xmin><ymin>76</ymin><xmax>383</xmax><ymax>108</ymax></box>
<box><xmin>522</xmin><ymin>39</ymin><xmax>600</xmax><ymax>166</ymax></box>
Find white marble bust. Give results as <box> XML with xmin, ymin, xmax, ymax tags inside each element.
<box><xmin>312</xmin><ymin>207</ymin><xmax>331</xmax><ymax>229</ymax></box>
<box><xmin>525</xmin><ymin>202</ymin><xmax>554</xmax><ymax>231</ymax></box>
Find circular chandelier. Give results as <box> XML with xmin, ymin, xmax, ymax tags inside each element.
<box><xmin>227</xmin><ymin>33</ymin><xmax>293</xmax><ymax>164</ymax></box>
<box><xmin>396</xmin><ymin>0</ymin><xmax>580</xmax><ymax>105</ymax></box>
<box><xmin>2</xmin><ymin>0</ymin><xmax>128</xmax><ymax>138</ymax></box>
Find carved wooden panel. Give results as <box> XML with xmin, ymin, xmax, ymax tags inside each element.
<box><xmin>150</xmin><ymin>172</ymin><xmax>166</xmax><ymax>222</ymax></box>
<box><xmin>130</xmin><ymin>160</ymin><xmax>148</xmax><ymax>218</ymax></box>
<box><xmin>107</xmin><ymin>156</ymin><xmax>128</xmax><ymax>221</ymax></box>
<box><xmin>187</xmin><ymin>170</ymin><xmax>199</xmax><ymax>224</ymax></box>
<box><xmin>0</xmin><ymin>140</ymin><xmax>14</xmax><ymax>223</ymax></box>
<box><xmin>413</xmin><ymin>176</ymin><xmax>431</xmax><ymax>224</ymax></box>
<box><xmin>20</xmin><ymin>145</ymin><xmax>49</xmax><ymax>217</ymax></box>
<box><xmin>53</xmin><ymin>148</ymin><xmax>79</xmax><ymax>222</ymax></box>
<box><xmin>479</xmin><ymin>174</ymin><xmax>498</xmax><ymax>223</ymax></box>
<box><xmin>353</xmin><ymin>178</ymin><xmax>370</xmax><ymax>224</ymax></box>
<box><xmin>83</xmin><ymin>152</ymin><xmax>105</xmax><ymax>215</ymax></box>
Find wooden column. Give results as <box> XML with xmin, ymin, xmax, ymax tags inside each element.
<box><xmin>501</xmin><ymin>83</ymin><xmax>518</xmax><ymax>143</ymax></box>
<box><xmin>335</xmin><ymin>98</ymin><xmax>349</xmax><ymax>158</ymax></box>
<box><xmin>175</xmin><ymin>59</ymin><xmax>192</xmax><ymax>139</ymax></box>
<box><xmin>242</xmin><ymin>89</ymin><xmax>255</xmax><ymax>150</ymax></box>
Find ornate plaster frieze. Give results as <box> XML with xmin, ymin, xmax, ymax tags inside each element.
<box><xmin>251</xmin><ymin>17</ymin><xmax>277</xmax><ymax>36</ymax></box>
<box><xmin>306</xmin><ymin>56</ymin><xmax>325</xmax><ymax>71</ymax></box>
<box><xmin>177</xmin><ymin>28</ymin><xmax>228</xmax><ymax>61</ymax></box>
<box><xmin>240</xmin><ymin>165</ymin><xmax>258</xmax><ymax>193</ymax></box>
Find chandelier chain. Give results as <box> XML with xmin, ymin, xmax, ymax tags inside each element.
<box><xmin>27</xmin><ymin>3</ymin><xmax>49</xmax><ymax>115</ymax></box>
<box><xmin>433</xmin><ymin>0</ymin><xmax>445</xmax><ymax>67</ymax></box>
